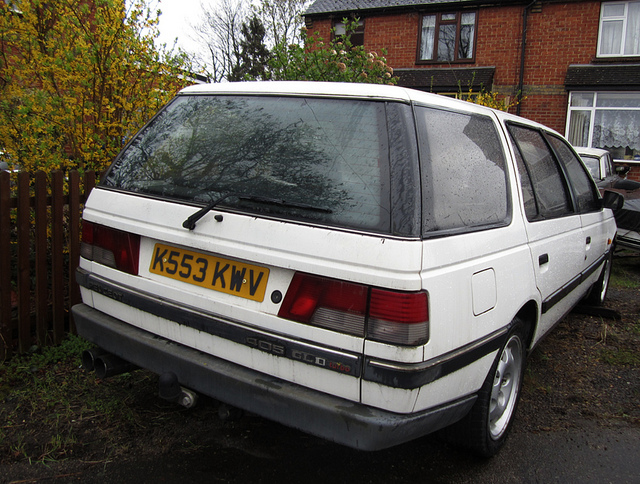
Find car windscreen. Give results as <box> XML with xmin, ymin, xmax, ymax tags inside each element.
<box><xmin>579</xmin><ymin>155</ymin><xmax>600</xmax><ymax>179</ymax></box>
<box><xmin>102</xmin><ymin>94</ymin><xmax>414</xmax><ymax>235</ymax></box>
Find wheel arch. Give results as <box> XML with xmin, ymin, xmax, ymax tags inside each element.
<box><xmin>513</xmin><ymin>300</ymin><xmax>538</xmax><ymax>352</ymax></box>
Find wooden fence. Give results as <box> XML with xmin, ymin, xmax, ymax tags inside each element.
<box><xmin>0</xmin><ymin>169</ymin><xmax>96</xmax><ymax>358</ymax></box>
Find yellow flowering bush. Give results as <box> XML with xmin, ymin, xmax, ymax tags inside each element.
<box><xmin>0</xmin><ymin>0</ymin><xmax>194</xmax><ymax>174</ymax></box>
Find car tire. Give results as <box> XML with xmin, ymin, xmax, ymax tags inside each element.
<box><xmin>583</xmin><ymin>250</ymin><xmax>613</xmax><ymax>306</ymax></box>
<box><xmin>439</xmin><ymin>319</ymin><xmax>527</xmax><ymax>457</ymax></box>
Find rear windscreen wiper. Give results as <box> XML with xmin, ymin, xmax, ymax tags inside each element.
<box><xmin>182</xmin><ymin>193</ymin><xmax>237</xmax><ymax>230</ymax></box>
<box><xmin>183</xmin><ymin>194</ymin><xmax>332</xmax><ymax>230</ymax></box>
<box><xmin>238</xmin><ymin>195</ymin><xmax>333</xmax><ymax>214</ymax></box>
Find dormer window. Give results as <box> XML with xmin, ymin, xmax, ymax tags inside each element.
<box><xmin>418</xmin><ymin>11</ymin><xmax>476</xmax><ymax>63</ymax></box>
<box><xmin>598</xmin><ymin>1</ymin><xmax>640</xmax><ymax>57</ymax></box>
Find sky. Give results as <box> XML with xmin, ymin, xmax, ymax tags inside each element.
<box><xmin>153</xmin><ymin>0</ymin><xmax>215</xmax><ymax>55</ymax></box>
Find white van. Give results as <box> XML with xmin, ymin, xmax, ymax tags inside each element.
<box><xmin>73</xmin><ymin>81</ymin><xmax>618</xmax><ymax>456</ymax></box>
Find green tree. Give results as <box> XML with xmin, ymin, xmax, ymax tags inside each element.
<box><xmin>229</xmin><ymin>16</ymin><xmax>271</xmax><ymax>81</ymax></box>
<box><xmin>268</xmin><ymin>19</ymin><xmax>397</xmax><ymax>84</ymax></box>
<box><xmin>0</xmin><ymin>0</ymin><xmax>194</xmax><ymax>173</ymax></box>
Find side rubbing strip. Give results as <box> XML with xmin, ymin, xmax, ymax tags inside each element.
<box><xmin>364</xmin><ymin>327</ymin><xmax>508</xmax><ymax>389</ymax></box>
<box><xmin>541</xmin><ymin>251</ymin><xmax>608</xmax><ymax>314</ymax></box>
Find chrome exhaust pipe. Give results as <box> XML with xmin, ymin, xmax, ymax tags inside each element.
<box><xmin>81</xmin><ymin>347</ymin><xmax>108</xmax><ymax>371</ymax></box>
<box><xmin>93</xmin><ymin>353</ymin><xmax>137</xmax><ymax>379</ymax></box>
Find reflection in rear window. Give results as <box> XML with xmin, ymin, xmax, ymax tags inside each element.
<box><xmin>103</xmin><ymin>95</ymin><xmax>395</xmax><ymax>233</ymax></box>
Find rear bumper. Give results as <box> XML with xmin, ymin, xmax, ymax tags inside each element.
<box><xmin>72</xmin><ymin>303</ymin><xmax>476</xmax><ymax>451</ymax></box>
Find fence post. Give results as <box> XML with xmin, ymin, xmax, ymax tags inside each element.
<box><xmin>68</xmin><ymin>170</ymin><xmax>80</xmax><ymax>333</ymax></box>
<box><xmin>34</xmin><ymin>171</ymin><xmax>49</xmax><ymax>346</ymax></box>
<box><xmin>51</xmin><ymin>170</ymin><xmax>65</xmax><ymax>345</ymax></box>
<box><xmin>84</xmin><ymin>170</ymin><xmax>95</xmax><ymax>196</ymax></box>
<box><xmin>16</xmin><ymin>172</ymin><xmax>31</xmax><ymax>353</ymax></box>
<box><xmin>0</xmin><ymin>171</ymin><xmax>11</xmax><ymax>359</ymax></box>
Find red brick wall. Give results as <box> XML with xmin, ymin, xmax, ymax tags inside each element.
<box><xmin>306</xmin><ymin>2</ymin><xmax>603</xmax><ymax>134</ymax></box>
<box><xmin>617</xmin><ymin>164</ymin><xmax>640</xmax><ymax>182</ymax></box>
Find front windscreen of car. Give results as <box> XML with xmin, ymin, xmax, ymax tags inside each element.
<box><xmin>102</xmin><ymin>94</ymin><xmax>416</xmax><ymax>235</ymax></box>
<box><xmin>579</xmin><ymin>155</ymin><xmax>600</xmax><ymax>179</ymax></box>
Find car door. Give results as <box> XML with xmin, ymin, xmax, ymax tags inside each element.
<box><xmin>507</xmin><ymin>124</ymin><xmax>586</xmax><ymax>338</ymax></box>
<box><xmin>545</xmin><ymin>135</ymin><xmax>609</xmax><ymax>273</ymax></box>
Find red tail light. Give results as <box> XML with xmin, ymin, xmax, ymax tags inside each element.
<box><xmin>368</xmin><ymin>289</ymin><xmax>429</xmax><ymax>345</ymax></box>
<box><xmin>81</xmin><ymin>221</ymin><xmax>140</xmax><ymax>275</ymax></box>
<box><xmin>278</xmin><ymin>273</ymin><xmax>429</xmax><ymax>345</ymax></box>
<box><xmin>278</xmin><ymin>273</ymin><xmax>368</xmax><ymax>336</ymax></box>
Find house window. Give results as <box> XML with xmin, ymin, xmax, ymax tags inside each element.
<box><xmin>597</xmin><ymin>1</ymin><xmax>640</xmax><ymax>57</ymax></box>
<box><xmin>419</xmin><ymin>12</ymin><xmax>476</xmax><ymax>62</ymax></box>
<box><xmin>566</xmin><ymin>91</ymin><xmax>640</xmax><ymax>161</ymax></box>
<box><xmin>334</xmin><ymin>19</ymin><xmax>364</xmax><ymax>47</ymax></box>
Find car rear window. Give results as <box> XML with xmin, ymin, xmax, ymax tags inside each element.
<box><xmin>103</xmin><ymin>95</ymin><xmax>418</xmax><ymax>235</ymax></box>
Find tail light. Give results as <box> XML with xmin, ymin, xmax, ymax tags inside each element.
<box><xmin>80</xmin><ymin>221</ymin><xmax>140</xmax><ymax>275</ymax></box>
<box><xmin>278</xmin><ymin>273</ymin><xmax>429</xmax><ymax>346</ymax></box>
<box><xmin>368</xmin><ymin>289</ymin><xmax>429</xmax><ymax>345</ymax></box>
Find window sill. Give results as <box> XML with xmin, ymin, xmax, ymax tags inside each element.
<box><xmin>415</xmin><ymin>60</ymin><xmax>476</xmax><ymax>66</ymax></box>
<box><xmin>591</xmin><ymin>56</ymin><xmax>640</xmax><ymax>64</ymax></box>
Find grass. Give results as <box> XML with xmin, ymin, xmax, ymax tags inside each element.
<box><xmin>610</xmin><ymin>250</ymin><xmax>640</xmax><ymax>290</ymax></box>
<box><xmin>0</xmin><ymin>334</ymin><xmax>218</xmax><ymax>466</ymax></box>
<box><xmin>0</xmin><ymin>335</ymin><xmax>155</xmax><ymax>464</ymax></box>
<box><xmin>599</xmin><ymin>348</ymin><xmax>640</xmax><ymax>366</ymax></box>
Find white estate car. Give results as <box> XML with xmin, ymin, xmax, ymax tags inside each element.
<box><xmin>73</xmin><ymin>82</ymin><xmax>618</xmax><ymax>457</ymax></box>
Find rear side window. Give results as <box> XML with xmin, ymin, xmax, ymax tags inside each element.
<box><xmin>415</xmin><ymin>106</ymin><xmax>510</xmax><ymax>234</ymax></box>
<box><xmin>103</xmin><ymin>95</ymin><xmax>419</xmax><ymax>235</ymax></box>
<box><xmin>508</xmin><ymin>124</ymin><xmax>573</xmax><ymax>221</ymax></box>
<box><xmin>546</xmin><ymin>135</ymin><xmax>600</xmax><ymax>213</ymax></box>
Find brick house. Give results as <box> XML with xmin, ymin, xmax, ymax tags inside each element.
<box><xmin>304</xmin><ymin>0</ymin><xmax>640</xmax><ymax>179</ymax></box>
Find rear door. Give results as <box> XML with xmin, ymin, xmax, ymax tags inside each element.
<box><xmin>507</xmin><ymin>124</ymin><xmax>586</xmax><ymax>337</ymax></box>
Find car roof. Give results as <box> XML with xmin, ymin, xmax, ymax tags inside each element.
<box><xmin>180</xmin><ymin>81</ymin><xmax>514</xmax><ymax>115</ymax></box>
<box><xmin>574</xmin><ymin>146</ymin><xmax>610</xmax><ymax>157</ymax></box>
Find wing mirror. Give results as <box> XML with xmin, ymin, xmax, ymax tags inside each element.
<box><xmin>602</xmin><ymin>190</ymin><xmax>624</xmax><ymax>211</ymax></box>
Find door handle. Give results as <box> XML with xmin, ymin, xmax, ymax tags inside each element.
<box><xmin>586</xmin><ymin>236</ymin><xmax>591</xmax><ymax>244</ymax></box>
<box><xmin>539</xmin><ymin>253</ymin><xmax>549</xmax><ymax>266</ymax></box>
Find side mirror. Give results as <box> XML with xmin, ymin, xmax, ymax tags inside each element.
<box><xmin>602</xmin><ymin>190</ymin><xmax>624</xmax><ymax>211</ymax></box>
<box><xmin>615</xmin><ymin>165</ymin><xmax>630</xmax><ymax>177</ymax></box>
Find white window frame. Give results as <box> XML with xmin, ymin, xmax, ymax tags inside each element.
<box><xmin>565</xmin><ymin>91</ymin><xmax>640</xmax><ymax>162</ymax></box>
<box><xmin>597</xmin><ymin>1</ymin><xmax>640</xmax><ymax>57</ymax></box>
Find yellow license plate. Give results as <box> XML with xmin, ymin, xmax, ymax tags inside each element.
<box><xmin>149</xmin><ymin>243</ymin><xmax>270</xmax><ymax>302</ymax></box>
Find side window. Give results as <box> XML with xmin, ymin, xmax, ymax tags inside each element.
<box><xmin>416</xmin><ymin>106</ymin><xmax>510</xmax><ymax>234</ymax></box>
<box><xmin>512</xmin><ymin>145</ymin><xmax>538</xmax><ymax>221</ymax></box>
<box><xmin>507</xmin><ymin>124</ymin><xmax>573</xmax><ymax>221</ymax></box>
<box><xmin>546</xmin><ymin>135</ymin><xmax>601</xmax><ymax>213</ymax></box>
